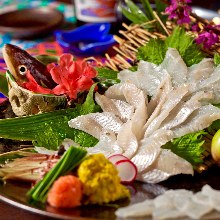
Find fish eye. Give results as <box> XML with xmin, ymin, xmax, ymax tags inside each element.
<box><xmin>18</xmin><ymin>65</ymin><xmax>28</xmax><ymax>75</ymax></box>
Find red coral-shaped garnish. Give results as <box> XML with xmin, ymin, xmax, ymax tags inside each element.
<box><xmin>49</xmin><ymin>54</ymin><xmax>97</xmax><ymax>99</ymax></box>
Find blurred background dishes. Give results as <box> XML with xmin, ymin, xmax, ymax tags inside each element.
<box><xmin>0</xmin><ymin>7</ymin><xmax>64</xmax><ymax>39</ymax></box>
<box><xmin>192</xmin><ymin>6</ymin><xmax>220</xmax><ymax>22</ymax></box>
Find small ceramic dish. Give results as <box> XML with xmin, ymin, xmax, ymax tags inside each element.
<box><xmin>55</xmin><ymin>23</ymin><xmax>116</xmax><ymax>56</ymax></box>
<box><xmin>0</xmin><ymin>7</ymin><xmax>64</xmax><ymax>39</ymax></box>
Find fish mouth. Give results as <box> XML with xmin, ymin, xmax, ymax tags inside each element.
<box><xmin>2</xmin><ymin>44</ymin><xmax>27</xmax><ymax>84</ymax></box>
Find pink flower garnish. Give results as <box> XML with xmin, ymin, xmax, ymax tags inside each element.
<box><xmin>165</xmin><ymin>0</ymin><xmax>192</xmax><ymax>24</ymax></box>
<box><xmin>22</xmin><ymin>54</ymin><xmax>97</xmax><ymax>100</ymax></box>
<box><xmin>194</xmin><ymin>24</ymin><xmax>220</xmax><ymax>49</ymax></box>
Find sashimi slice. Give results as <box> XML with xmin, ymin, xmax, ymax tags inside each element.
<box><xmin>95</xmin><ymin>93</ymin><xmax>134</xmax><ymax>122</ymax></box>
<box><xmin>137</xmin><ymin>149</ymin><xmax>193</xmax><ymax>183</ymax></box>
<box><xmin>68</xmin><ymin>112</ymin><xmax>123</xmax><ymax>139</ymax></box>
<box><xmin>116</xmin><ymin>121</ymin><xmax>139</xmax><ymax>159</ymax></box>
<box><xmin>188</xmin><ymin>58</ymin><xmax>214</xmax><ymax>83</ymax></box>
<box><xmin>172</xmin><ymin>104</ymin><xmax>220</xmax><ymax>138</ymax></box>
<box><xmin>159</xmin><ymin>48</ymin><xmax>188</xmax><ymax>87</ymax></box>
<box><xmin>105</xmin><ymin>82</ymin><xmax>148</xmax><ymax>109</ymax></box>
<box><xmin>144</xmin><ymin>76</ymin><xmax>172</xmax><ymax>131</ymax></box>
<box><xmin>115</xmin><ymin>199</ymin><xmax>154</xmax><ymax>218</ymax></box>
<box><xmin>147</xmin><ymin>74</ymin><xmax>172</xmax><ymax>116</ymax></box>
<box><xmin>86</xmin><ymin>131</ymin><xmax>120</xmax><ymax>157</ymax></box>
<box><xmin>160</xmin><ymin>91</ymin><xmax>213</xmax><ymax>130</ymax></box>
<box><xmin>145</xmin><ymin>85</ymin><xmax>189</xmax><ymax>136</ymax></box>
<box><xmin>118</xmin><ymin>60</ymin><xmax>168</xmax><ymax>97</ymax></box>
<box><xmin>135</xmin><ymin>61</ymin><xmax>168</xmax><ymax>97</ymax></box>
<box><xmin>131</xmin><ymin>129</ymin><xmax>173</xmax><ymax>173</ymax></box>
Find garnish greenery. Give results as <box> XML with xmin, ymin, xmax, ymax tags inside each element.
<box><xmin>0</xmin><ymin>148</ymin><xmax>35</xmax><ymax>165</ymax></box>
<box><xmin>162</xmin><ymin>131</ymin><xmax>206</xmax><ymax>165</ymax></box>
<box><xmin>121</xmin><ymin>0</ymin><xmax>167</xmax><ymax>31</ymax></box>
<box><xmin>95</xmin><ymin>67</ymin><xmax>120</xmax><ymax>88</ymax></box>
<box><xmin>214</xmin><ymin>53</ymin><xmax>220</xmax><ymax>67</ymax></box>
<box><xmin>0</xmin><ymin>85</ymin><xmax>100</xmax><ymax>150</ymax></box>
<box><xmin>27</xmin><ymin>146</ymin><xmax>87</xmax><ymax>203</ymax></box>
<box><xmin>137</xmin><ymin>27</ymin><xmax>206</xmax><ymax>66</ymax></box>
<box><xmin>120</xmin><ymin>0</ymin><xmax>150</xmax><ymax>26</ymax></box>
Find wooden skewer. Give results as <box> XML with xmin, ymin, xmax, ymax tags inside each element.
<box><xmin>115</xmin><ymin>54</ymin><xmax>132</xmax><ymax>68</ymax></box>
<box><xmin>105</xmin><ymin>53</ymin><xmax>118</xmax><ymax>71</ymax></box>
<box><xmin>119</xmin><ymin>30</ymin><xmax>141</xmax><ymax>48</ymax></box>
<box><xmin>113</xmin><ymin>46</ymin><xmax>133</xmax><ymax>61</ymax></box>
<box><xmin>153</xmin><ymin>11</ymin><xmax>170</xmax><ymax>36</ymax></box>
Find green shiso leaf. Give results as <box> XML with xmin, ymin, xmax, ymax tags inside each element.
<box><xmin>0</xmin><ymin>85</ymin><xmax>100</xmax><ymax>150</ymax></box>
<box><xmin>95</xmin><ymin>67</ymin><xmax>120</xmax><ymax>88</ymax></box>
<box><xmin>27</xmin><ymin>146</ymin><xmax>87</xmax><ymax>203</ymax></box>
<box><xmin>214</xmin><ymin>53</ymin><xmax>220</xmax><ymax>66</ymax></box>
<box><xmin>137</xmin><ymin>38</ymin><xmax>166</xmax><ymax>65</ymax></box>
<box><xmin>162</xmin><ymin>131</ymin><xmax>206</xmax><ymax>165</ymax></box>
<box><xmin>137</xmin><ymin>27</ymin><xmax>206</xmax><ymax>66</ymax></box>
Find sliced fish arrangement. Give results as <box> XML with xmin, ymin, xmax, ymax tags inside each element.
<box><xmin>115</xmin><ymin>184</ymin><xmax>220</xmax><ymax>219</ymax></box>
<box><xmin>69</xmin><ymin>48</ymin><xmax>220</xmax><ymax>183</ymax></box>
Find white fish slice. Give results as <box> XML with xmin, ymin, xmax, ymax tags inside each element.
<box><xmin>193</xmin><ymin>191</ymin><xmax>211</xmax><ymax>206</ymax></box>
<box><xmin>137</xmin><ymin>169</ymin><xmax>170</xmax><ymax>183</ymax></box>
<box><xmin>131</xmin><ymin>129</ymin><xmax>174</xmax><ymax>173</ymax></box>
<box><xmin>159</xmin><ymin>48</ymin><xmax>188</xmax><ymax>87</ymax></box>
<box><xmin>152</xmin><ymin>206</ymin><xmax>185</xmax><ymax>220</ymax></box>
<box><xmin>116</xmin><ymin>121</ymin><xmax>139</xmax><ymax>159</ymax></box>
<box><xmin>164</xmin><ymin>189</ymin><xmax>193</xmax><ymax>211</ymax></box>
<box><xmin>95</xmin><ymin>93</ymin><xmax>134</xmax><ymax>122</ymax></box>
<box><xmin>135</xmin><ymin>61</ymin><xmax>168</xmax><ymax>97</ymax></box>
<box><xmin>188</xmin><ymin>58</ymin><xmax>214</xmax><ymax>83</ymax></box>
<box><xmin>201</xmin><ymin>184</ymin><xmax>220</xmax><ymax>212</ymax></box>
<box><xmin>172</xmin><ymin>104</ymin><xmax>220</xmax><ymax>138</ymax></box>
<box><xmin>138</xmin><ymin>149</ymin><xmax>193</xmax><ymax>183</ymax></box>
<box><xmin>86</xmin><ymin>132</ymin><xmax>121</xmax><ymax>157</ymax></box>
<box><xmin>191</xmin><ymin>65</ymin><xmax>220</xmax><ymax>103</ymax></box>
<box><xmin>195</xmin><ymin>65</ymin><xmax>220</xmax><ymax>91</ymax></box>
<box><xmin>181</xmin><ymin>199</ymin><xmax>213</xmax><ymax>219</ymax></box>
<box><xmin>145</xmin><ymin>74</ymin><xmax>172</xmax><ymax>127</ymax></box>
<box><xmin>105</xmin><ymin>82</ymin><xmax>148</xmax><ymax>109</ymax></box>
<box><xmin>145</xmin><ymin>85</ymin><xmax>189</xmax><ymax>136</ymax></box>
<box><xmin>68</xmin><ymin>112</ymin><xmax>123</xmax><ymax>139</ymax></box>
<box><xmin>160</xmin><ymin>91</ymin><xmax>213</xmax><ymax>130</ymax></box>
<box><xmin>119</xmin><ymin>60</ymin><xmax>169</xmax><ymax>97</ymax></box>
<box><xmin>115</xmin><ymin>199</ymin><xmax>154</xmax><ymax>218</ymax></box>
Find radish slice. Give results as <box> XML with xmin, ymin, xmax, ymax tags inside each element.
<box><xmin>108</xmin><ymin>154</ymin><xmax>129</xmax><ymax>165</ymax></box>
<box><xmin>115</xmin><ymin>159</ymin><xmax>137</xmax><ymax>184</ymax></box>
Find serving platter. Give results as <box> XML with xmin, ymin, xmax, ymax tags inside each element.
<box><xmin>1</xmin><ymin>165</ymin><xmax>220</xmax><ymax>220</ymax></box>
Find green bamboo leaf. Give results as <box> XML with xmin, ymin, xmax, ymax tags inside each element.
<box><xmin>0</xmin><ymin>85</ymin><xmax>100</xmax><ymax>150</ymax></box>
<box><xmin>155</xmin><ymin>0</ymin><xmax>168</xmax><ymax>23</ymax></box>
<box><xmin>141</xmin><ymin>0</ymin><xmax>154</xmax><ymax>20</ymax></box>
<box><xmin>121</xmin><ymin>0</ymin><xmax>149</xmax><ymax>24</ymax></box>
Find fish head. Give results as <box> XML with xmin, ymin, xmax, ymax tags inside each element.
<box><xmin>2</xmin><ymin>44</ymin><xmax>30</xmax><ymax>84</ymax></box>
<box><xmin>2</xmin><ymin>44</ymin><xmax>57</xmax><ymax>89</ymax></box>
